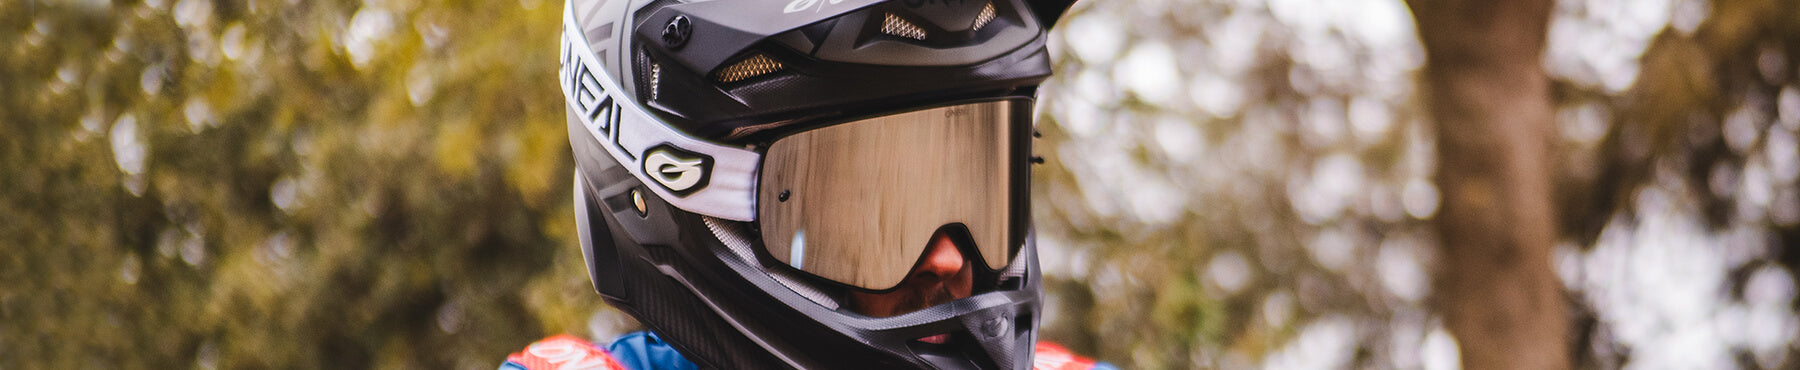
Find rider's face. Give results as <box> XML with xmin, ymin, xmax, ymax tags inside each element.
<box><xmin>847</xmin><ymin>230</ymin><xmax>974</xmax><ymax>321</ymax></box>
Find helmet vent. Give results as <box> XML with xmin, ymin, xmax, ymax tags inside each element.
<box><xmin>998</xmin><ymin>251</ymin><xmax>1027</xmax><ymax>281</ymax></box>
<box><xmin>972</xmin><ymin>2</ymin><xmax>997</xmax><ymax>31</ymax></box>
<box><xmin>704</xmin><ymin>216</ymin><xmax>841</xmax><ymax>310</ymax></box>
<box><xmin>714</xmin><ymin>53</ymin><xmax>783</xmax><ymax>83</ymax></box>
<box><xmin>649</xmin><ymin>63</ymin><xmax>662</xmax><ymax>100</ymax></box>
<box><xmin>880</xmin><ymin>13</ymin><xmax>927</xmax><ymax>40</ymax></box>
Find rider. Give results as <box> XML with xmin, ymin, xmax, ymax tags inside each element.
<box><xmin>508</xmin><ymin>0</ymin><xmax>1108</xmax><ymax>368</ymax></box>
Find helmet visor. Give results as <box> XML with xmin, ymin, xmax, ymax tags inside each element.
<box><xmin>757</xmin><ymin>99</ymin><xmax>1029</xmax><ymax>291</ymax></box>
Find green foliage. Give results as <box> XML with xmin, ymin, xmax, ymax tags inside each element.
<box><xmin>1034</xmin><ymin>0</ymin><xmax>1800</xmax><ymax>368</ymax></box>
<box><xmin>10</xmin><ymin>0</ymin><xmax>1800</xmax><ymax>368</ymax></box>
<box><xmin>1033</xmin><ymin>0</ymin><xmax>1441</xmax><ymax>367</ymax></box>
<box><xmin>0</xmin><ymin>0</ymin><xmax>617</xmax><ymax>368</ymax></box>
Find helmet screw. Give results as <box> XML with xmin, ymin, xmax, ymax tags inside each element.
<box><xmin>662</xmin><ymin>15</ymin><xmax>692</xmax><ymax>50</ymax></box>
<box><xmin>778</xmin><ymin>190</ymin><xmax>790</xmax><ymax>202</ymax></box>
<box><xmin>980</xmin><ymin>317</ymin><xmax>1009</xmax><ymax>338</ymax></box>
<box><xmin>631</xmin><ymin>189</ymin><xmax>648</xmax><ymax>216</ymax></box>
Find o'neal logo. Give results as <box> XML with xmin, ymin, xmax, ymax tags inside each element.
<box><xmin>643</xmin><ymin>145</ymin><xmax>712</xmax><ymax>196</ymax></box>
<box><xmin>561</xmin><ymin>31</ymin><xmax>628</xmax><ymax>162</ymax></box>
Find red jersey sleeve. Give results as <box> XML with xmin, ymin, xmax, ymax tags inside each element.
<box><xmin>503</xmin><ymin>334</ymin><xmax>629</xmax><ymax>370</ymax></box>
<box><xmin>1034</xmin><ymin>342</ymin><xmax>1107</xmax><ymax>370</ymax></box>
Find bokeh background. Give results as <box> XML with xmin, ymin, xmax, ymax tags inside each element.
<box><xmin>4</xmin><ymin>0</ymin><xmax>1800</xmax><ymax>368</ymax></box>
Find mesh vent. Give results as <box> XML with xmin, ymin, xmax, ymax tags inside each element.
<box><xmin>769</xmin><ymin>265</ymin><xmax>841</xmax><ymax>310</ymax></box>
<box><xmin>633</xmin><ymin>49</ymin><xmax>653</xmax><ymax>100</ymax></box>
<box><xmin>704</xmin><ymin>216</ymin><xmax>759</xmax><ymax>264</ymax></box>
<box><xmin>704</xmin><ymin>216</ymin><xmax>841</xmax><ymax>310</ymax></box>
<box><xmin>972</xmin><ymin>2</ymin><xmax>997</xmax><ymax>31</ymax></box>
<box><xmin>880</xmin><ymin>13</ymin><xmax>927</xmax><ymax>40</ymax></box>
<box><xmin>714</xmin><ymin>54</ymin><xmax>783</xmax><ymax>83</ymax></box>
<box><xmin>999</xmin><ymin>252</ymin><xmax>1027</xmax><ymax>280</ymax></box>
<box><xmin>649</xmin><ymin>63</ymin><xmax>661</xmax><ymax>100</ymax></box>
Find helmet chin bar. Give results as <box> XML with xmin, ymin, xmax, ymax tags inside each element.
<box><xmin>700</xmin><ymin>222</ymin><xmax>1046</xmax><ymax>370</ymax></box>
<box><xmin>573</xmin><ymin>144</ymin><xmax>1044</xmax><ymax>369</ymax></box>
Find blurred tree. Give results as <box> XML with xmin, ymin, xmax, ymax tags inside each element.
<box><xmin>1547</xmin><ymin>0</ymin><xmax>1800</xmax><ymax>367</ymax></box>
<box><xmin>1407</xmin><ymin>0</ymin><xmax>1569</xmax><ymax>368</ymax></box>
<box><xmin>12</xmin><ymin>0</ymin><xmax>1800</xmax><ymax>368</ymax></box>
<box><xmin>1035</xmin><ymin>0</ymin><xmax>1447</xmax><ymax>368</ymax></box>
<box><xmin>0</xmin><ymin>0</ymin><xmax>618</xmax><ymax>368</ymax></box>
<box><xmin>1036</xmin><ymin>0</ymin><xmax>1800</xmax><ymax>368</ymax></box>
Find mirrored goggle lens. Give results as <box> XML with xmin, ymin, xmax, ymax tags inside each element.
<box><xmin>757</xmin><ymin>99</ymin><xmax>1028</xmax><ymax>290</ymax></box>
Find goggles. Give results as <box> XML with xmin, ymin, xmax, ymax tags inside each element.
<box><xmin>756</xmin><ymin>99</ymin><xmax>1031</xmax><ymax>290</ymax></box>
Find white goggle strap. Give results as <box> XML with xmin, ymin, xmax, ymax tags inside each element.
<box><xmin>561</xmin><ymin>8</ymin><xmax>761</xmax><ymax>222</ymax></box>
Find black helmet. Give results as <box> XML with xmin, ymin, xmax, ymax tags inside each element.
<box><xmin>559</xmin><ymin>0</ymin><xmax>1073</xmax><ymax>368</ymax></box>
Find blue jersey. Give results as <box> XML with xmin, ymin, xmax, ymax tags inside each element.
<box><xmin>503</xmin><ymin>331</ymin><xmax>1114</xmax><ymax>370</ymax></box>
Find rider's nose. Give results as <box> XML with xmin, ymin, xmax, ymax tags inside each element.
<box><xmin>913</xmin><ymin>231</ymin><xmax>965</xmax><ymax>282</ymax></box>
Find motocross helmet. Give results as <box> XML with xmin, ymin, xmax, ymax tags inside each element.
<box><xmin>559</xmin><ymin>0</ymin><xmax>1074</xmax><ymax>368</ymax></box>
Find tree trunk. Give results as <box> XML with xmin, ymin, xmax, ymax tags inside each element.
<box><xmin>1405</xmin><ymin>0</ymin><xmax>1569</xmax><ymax>369</ymax></box>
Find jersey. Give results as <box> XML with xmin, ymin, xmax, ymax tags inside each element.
<box><xmin>502</xmin><ymin>332</ymin><xmax>1115</xmax><ymax>370</ymax></box>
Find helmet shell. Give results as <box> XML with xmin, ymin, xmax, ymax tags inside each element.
<box><xmin>562</xmin><ymin>0</ymin><xmax>1074</xmax><ymax>368</ymax></box>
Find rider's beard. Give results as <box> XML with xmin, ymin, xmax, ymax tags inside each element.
<box><xmin>893</xmin><ymin>284</ymin><xmax>961</xmax><ymax>315</ymax></box>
